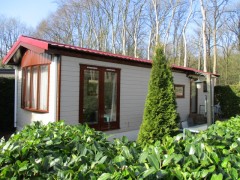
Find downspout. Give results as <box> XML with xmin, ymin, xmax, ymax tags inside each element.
<box><xmin>14</xmin><ymin>67</ymin><xmax>18</xmax><ymax>128</ymax></box>
<box><xmin>52</xmin><ymin>55</ymin><xmax>58</xmax><ymax>122</ymax></box>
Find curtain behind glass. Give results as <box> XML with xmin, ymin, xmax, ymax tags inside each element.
<box><xmin>104</xmin><ymin>71</ymin><xmax>117</xmax><ymax>122</ymax></box>
<box><xmin>39</xmin><ymin>65</ymin><xmax>48</xmax><ymax>110</ymax></box>
<box><xmin>25</xmin><ymin>67</ymin><xmax>31</xmax><ymax>108</ymax></box>
<box><xmin>31</xmin><ymin>66</ymin><xmax>38</xmax><ymax>109</ymax></box>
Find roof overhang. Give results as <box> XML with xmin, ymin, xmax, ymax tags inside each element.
<box><xmin>2</xmin><ymin>35</ymin><xmax>220</xmax><ymax>78</ymax></box>
<box><xmin>2</xmin><ymin>35</ymin><xmax>48</xmax><ymax>65</ymax></box>
<box><xmin>171</xmin><ymin>65</ymin><xmax>220</xmax><ymax>77</ymax></box>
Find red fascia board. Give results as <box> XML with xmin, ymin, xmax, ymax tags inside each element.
<box><xmin>2</xmin><ymin>36</ymin><xmax>48</xmax><ymax>64</ymax></box>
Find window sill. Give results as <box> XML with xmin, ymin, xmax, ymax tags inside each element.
<box><xmin>22</xmin><ymin>108</ymin><xmax>49</xmax><ymax>113</ymax></box>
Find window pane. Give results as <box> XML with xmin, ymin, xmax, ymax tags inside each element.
<box><xmin>25</xmin><ymin>67</ymin><xmax>31</xmax><ymax>108</ymax></box>
<box><xmin>104</xmin><ymin>71</ymin><xmax>117</xmax><ymax>122</ymax></box>
<box><xmin>21</xmin><ymin>69</ymin><xmax>26</xmax><ymax>107</ymax></box>
<box><xmin>83</xmin><ymin>69</ymin><xmax>99</xmax><ymax>124</ymax></box>
<box><xmin>39</xmin><ymin>65</ymin><xmax>48</xmax><ymax>111</ymax></box>
<box><xmin>31</xmin><ymin>66</ymin><xmax>38</xmax><ymax>109</ymax></box>
<box><xmin>191</xmin><ymin>81</ymin><xmax>197</xmax><ymax>113</ymax></box>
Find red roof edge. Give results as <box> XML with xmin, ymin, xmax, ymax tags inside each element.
<box><xmin>171</xmin><ymin>64</ymin><xmax>220</xmax><ymax>77</ymax></box>
<box><xmin>2</xmin><ymin>36</ymin><xmax>219</xmax><ymax>77</ymax></box>
<box><xmin>2</xmin><ymin>35</ymin><xmax>48</xmax><ymax>64</ymax></box>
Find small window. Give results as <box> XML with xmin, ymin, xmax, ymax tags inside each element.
<box><xmin>21</xmin><ymin>65</ymin><xmax>50</xmax><ymax>112</ymax></box>
<box><xmin>203</xmin><ymin>81</ymin><xmax>207</xmax><ymax>92</ymax></box>
<box><xmin>174</xmin><ymin>84</ymin><xmax>185</xmax><ymax>98</ymax></box>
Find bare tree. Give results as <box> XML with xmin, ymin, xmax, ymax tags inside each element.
<box><xmin>199</xmin><ymin>0</ymin><xmax>208</xmax><ymax>72</ymax></box>
<box><xmin>182</xmin><ymin>0</ymin><xmax>193</xmax><ymax>67</ymax></box>
<box><xmin>0</xmin><ymin>16</ymin><xmax>33</xmax><ymax>68</ymax></box>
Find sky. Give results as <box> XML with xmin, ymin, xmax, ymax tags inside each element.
<box><xmin>0</xmin><ymin>0</ymin><xmax>58</xmax><ymax>28</ymax></box>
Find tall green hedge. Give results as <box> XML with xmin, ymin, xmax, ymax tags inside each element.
<box><xmin>214</xmin><ymin>84</ymin><xmax>240</xmax><ymax>118</ymax></box>
<box><xmin>0</xmin><ymin>77</ymin><xmax>15</xmax><ymax>132</ymax></box>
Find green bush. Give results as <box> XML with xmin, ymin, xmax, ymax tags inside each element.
<box><xmin>137</xmin><ymin>46</ymin><xmax>179</xmax><ymax>146</ymax></box>
<box><xmin>1</xmin><ymin>118</ymin><xmax>240</xmax><ymax>179</ymax></box>
<box><xmin>0</xmin><ymin>77</ymin><xmax>14</xmax><ymax>132</ymax></box>
<box><xmin>214</xmin><ymin>85</ymin><xmax>240</xmax><ymax>118</ymax></box>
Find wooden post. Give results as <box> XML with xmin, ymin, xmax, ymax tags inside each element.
<box><xmin>206</xmin><ymin>73</ymin><xmax>212</xmax><ymax>126</ymax></box>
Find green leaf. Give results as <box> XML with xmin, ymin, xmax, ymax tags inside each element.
<box><xmin>191</xmin><ymin>155</ymin><xmax>199</xmax><ymax>164</ymax></box>
<box><xmin>230</xmin><ymin>142</ymin><xmax>238</xmax><ymax>150</ymax></box>
<box><xmin>210</xmin><ymin>173</ymin><xmax>223</xmax><ymax>180</ymax></box>
<box><xmin>173</xmin><ymin>154</ymin><xmax>183</xmax><ymax>164</ymax></box>
<box><xmin>114</xmin><ymin>155</ymin><xmax>125</xmax><ymax>163</ymax></box>
<box><xmin>189</xmin><ymin>145</ymin><xmax>196</xmax><ymax>155</ymax></box>
<box><xmin>99</xmin><ymin>156</ymin><xmax>107</xmax><ymax>164</ymax></box>
<box><xmin>162</xmin><ymin>155</ymin><xmax>173</xmax><ymax>167</ymax></box>
<box><xmin>122</xmin><ymin>146</ymin><xmax>133</xmax><ymax>159</ymax></box>
<box><xmin>46</xmin><ymin>140</ymin><xmax>53</xmax><ymax>146</ymax></box>
<box><xmin>98</xmin><ymin>173</ymin><xmax>111</xmax><ymax>180</ymax></box>
<box><xmin>139</xmin><ymin>152</ymin><xmax>148</xmax><ymax>163</ymax></box>
<box><xmin>142</xmin><ymin>167</ymin><xmax>156</xmax><ymax>178</ymax></box>
<box><xmin>230</xmin><ymin>168</ymin><xmax>238</xmax><ymax>179</ymax></box>
<box><xmin>210</xmin><ymin>152</ymin><xmax>220</xmax><ymax>164</ymax></box>
<box><xmin>18</xmin><ymin>161</ymin><xmax>28</xmax><ymax>172</ymax></box>
<box><xmin>201</xmin><ymin>170</ymin><xmax>209</xmax><ymax>178</ymax></box>
<box><xmin>208</xmin><ymin>165</ymin><xmax>216</xmax><ymax>173</ymax></box>
<box><xmin>147</xmin><ymin>154</ymin><xmax>160</xmax><ymax>170</ymax></box>
<box><xmin>221</xmin><ymin>157</ymin><xmax>229</xmax><ymax>168</ymax></box>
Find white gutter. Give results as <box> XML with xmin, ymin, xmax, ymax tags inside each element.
<box><xmin>14</xmin><ymin>67</ymin><xmax>18</xmax><ymax>128</ymax></box>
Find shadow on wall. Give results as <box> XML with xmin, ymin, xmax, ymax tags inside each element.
<box><xmin>0</xmin><ymin>77</ymin><xmax>15</xmax><ymax>132</ymax></box>
<box><xmin>214</xmin><ymin>85</ymin><xmax>240</xmax><ymax>118</ymax></box>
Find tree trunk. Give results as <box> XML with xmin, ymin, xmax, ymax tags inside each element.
<box><xmin>200</xmin><ymin>0</ymin><xmax>208</xmax><ymax>72</ymax></box>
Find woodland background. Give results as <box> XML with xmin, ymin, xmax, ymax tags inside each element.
<box><xmin>0</xmin><ymin>0</ymin><xmax>239</xmax><ymax>85</ymax></box>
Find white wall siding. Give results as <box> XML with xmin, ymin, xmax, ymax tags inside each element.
<box><xmin>60</xmin><ymin>56</ymin><xmax>150</xmax><ymax>132</ymax></box>
<box><xmin>173</xmin><ymin>72</ymin><xmax>190</xmax><ymax>122</ymax></box>
<box><xmin>60</xmin><ymin>56</ymin><xmax>195</xmax><ymax>133</ymax></box>
<box><xmin>16</xmin><ymin>58</ymin><xmax>58</xmax><ymax>130</ymax></box>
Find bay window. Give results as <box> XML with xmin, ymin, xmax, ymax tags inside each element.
<box><xmin>22</xmin><ymin>64</ymin><xmax>50</xmax><ymax>112</ymax></box>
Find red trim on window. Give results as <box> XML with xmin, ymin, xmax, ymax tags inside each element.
<box><xmin>21</xmin><ymin>64</ymin><xmax>50</xmax><ymax>113</ymax></box>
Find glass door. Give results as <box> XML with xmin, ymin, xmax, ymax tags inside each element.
<box><xmin>80</xmin><ymin>65</ymin><xmax>120</xmax><ymax>131</ymax></box>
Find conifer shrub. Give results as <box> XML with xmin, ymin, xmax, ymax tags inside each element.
<box><xmin>137</xmin><ymin>46</ymin><xmax>179</xmax><ymax>146</ymax></box>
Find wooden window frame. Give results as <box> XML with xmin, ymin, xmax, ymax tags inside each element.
<box><xmin>174</xmin><ymin>84</ymin><xmax>185</xmax><ymax>98</ymax></box>
<box><xmin>79</xmin><ymin>64</ymin><xmax>120</xmax><ymax>131</ymax></box>
<box><xmin>21</xmin><ymin>64</ymin><xmax>50</xmax><ymax>113</ymax></box>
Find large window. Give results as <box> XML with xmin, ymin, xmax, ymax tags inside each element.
<box><xmin>22</xmin><ymin>65</ymin><xmax>50</xmax><ymax>112</ymax></box>
<box><xmin>79</xmin><ymin>65</ymin><xmax>120</xmax><ymax>131</ymax></box>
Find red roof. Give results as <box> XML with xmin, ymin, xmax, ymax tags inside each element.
<box><xmin>3</xmin><ymin>35</ymin><xmax>219</xmax><ymax>76</ymax></box>
<box><xmin>3</xmin><ymin>35</ymin><xmax>150</xmax><ymax>65</ymax></box>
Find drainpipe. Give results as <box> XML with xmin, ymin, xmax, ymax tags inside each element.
<box><xmin>52</xmin><ymin>56</ymin><xmax>58</xmax><ymax>122</ymax></box>
<box><xmin>14</xmin><ymin>67</ymin><xmax>18</xmax><ymax>128</ymax></box>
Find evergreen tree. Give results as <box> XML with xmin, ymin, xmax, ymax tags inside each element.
<box><xmin>137</xmin><ymin>46</ymin><xmax>179</xmax><ymax>146</ymax></box>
